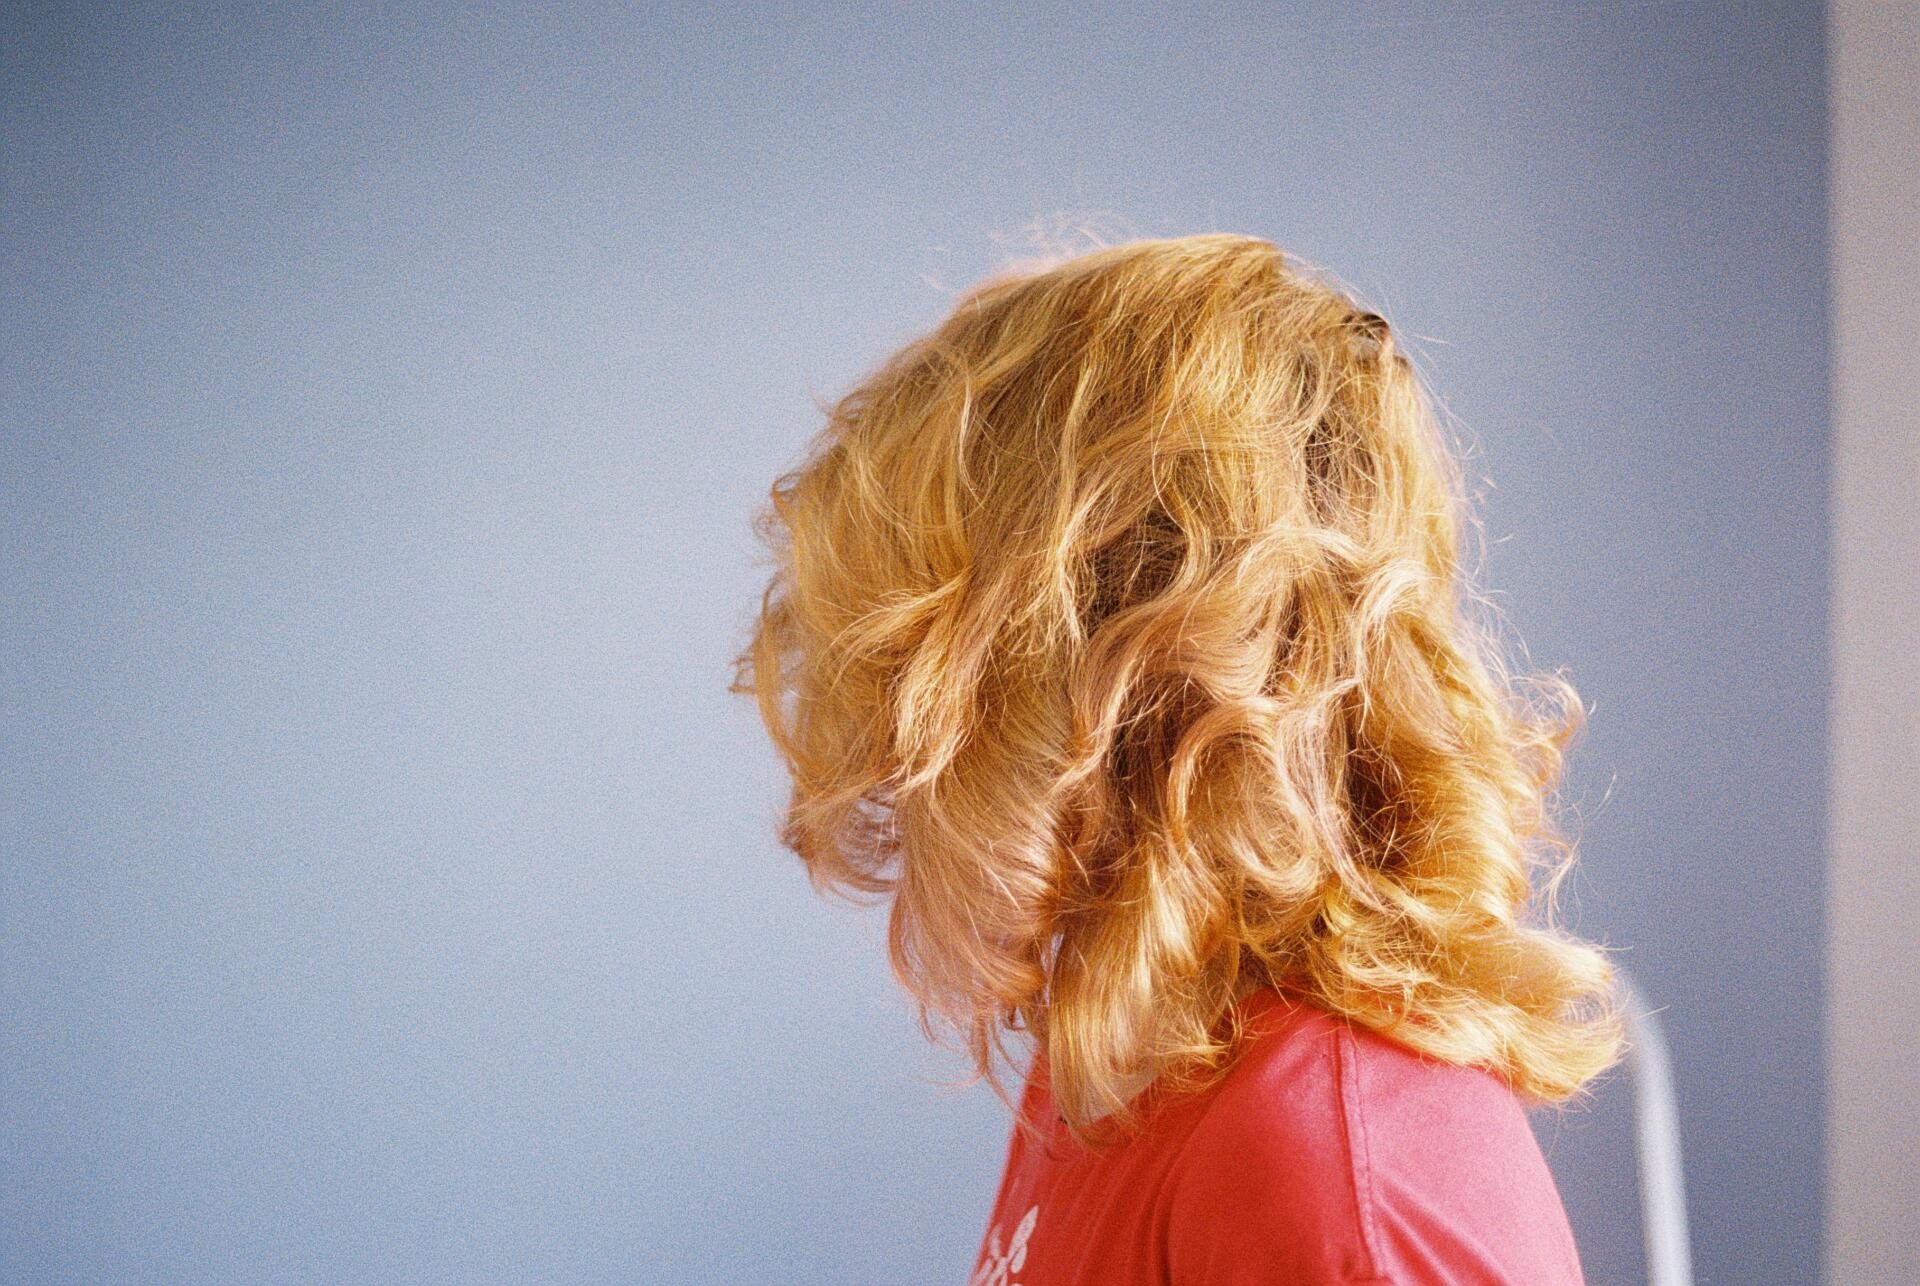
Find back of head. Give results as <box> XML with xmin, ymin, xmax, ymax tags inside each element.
<box><xmin>733</xmin><ymin>233</ymin><xmax>1621</xmax><ymax>1141</ymax></box>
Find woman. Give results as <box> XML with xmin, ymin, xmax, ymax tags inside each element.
<box><xmin>732</xmin><ymin>233</ymin><xmax>1622</xmax><ymax>1283</ymax></box>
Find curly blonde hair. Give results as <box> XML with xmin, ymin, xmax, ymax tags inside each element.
<box><xmin>731</xmin><ymin>232</ymin><xmax>1622</xmax><ymax>1143</ymax></box>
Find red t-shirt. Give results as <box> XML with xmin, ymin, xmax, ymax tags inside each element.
<box><xmin>968</xmin><ymin>986</ymin><xmax>1584</xmax><ymax>1285</ymax></box>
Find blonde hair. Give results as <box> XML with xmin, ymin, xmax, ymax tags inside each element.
<box><xmin>732</xmin><ymin>233</ymin><xmax>1622</xmax><ymax>1143</ymax></box>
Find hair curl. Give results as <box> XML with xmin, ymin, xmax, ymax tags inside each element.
<box><xmin>731</xmin><ymin>233</ymin><xmax>1622</xmax><ymax>1144</ymax></box>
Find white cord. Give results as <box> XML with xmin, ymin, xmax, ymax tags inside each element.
<box><xmin>1620</xmin><ymin>974</ymin><xmax>1695</xmax><ymax>1286</ymax></box>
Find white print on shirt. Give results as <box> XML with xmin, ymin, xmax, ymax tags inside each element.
<box><xmin>969</xmin><ymin>1203</ymin><xmax>1039</xmax><ymax>1286</ymax></box>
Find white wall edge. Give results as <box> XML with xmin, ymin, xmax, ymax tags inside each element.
<box><xmin>1825</xmin><ymin>2</ymin><xmax>1920</xmax><ymax>1280</ymax></box>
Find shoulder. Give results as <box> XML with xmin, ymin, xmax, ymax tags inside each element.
<box><xmin>1163</xmin><ymin>992</ymin><xmax>1584</xmax><ymax>1285</ymax></box>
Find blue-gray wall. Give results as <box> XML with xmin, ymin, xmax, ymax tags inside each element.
<box><xmin>2</xmin><ymin>3</ymin><xmax>1827</xmax><ymax>1282</ymax></box>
